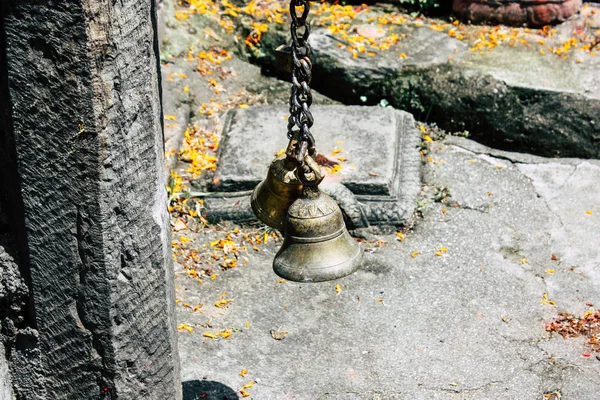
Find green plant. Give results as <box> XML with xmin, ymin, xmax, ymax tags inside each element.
<box><xmin>398</xmin><ymin>0</ymin><xmax>441</xmax><ymax>15</ymax></box>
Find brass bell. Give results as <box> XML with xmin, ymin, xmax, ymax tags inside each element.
<box><xmin>273</xmin><ymin>185</ymin><xmax>362</xmax><ymax>283</ymax></box>
<box><xmin>251</xmin><ymin>151</ymin><xmax>302</xmax><ymax>231</ymax></box>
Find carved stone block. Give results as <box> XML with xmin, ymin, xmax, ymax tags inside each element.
<box><xmin>201</xmin><ymin>105</ymin><xmax>422</xmax><ymax>230</ymax></box>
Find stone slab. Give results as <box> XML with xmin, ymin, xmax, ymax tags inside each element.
<box><xmin>203</xmin><ymin>105</ymin><xmax>422</xmax><ymax>229</ymax></box>
<box><xmin>213</xmin><ymin>105</ymin><xmax>401</xmax><ymax>195</ymax></box>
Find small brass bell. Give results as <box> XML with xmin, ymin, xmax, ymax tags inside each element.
<box><xmin>273</xmin><ymin>158</ymin><xmax>361</xmax><ymax>282</ymax></box>
<box><xmin>251</xmin><ymin>153</ymin><xmax>302</xmax><ymax>231</ymax></box>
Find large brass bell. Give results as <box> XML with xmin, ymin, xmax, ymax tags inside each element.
<box><xmin>251</xmin><ymin>141</ymin><xmax>303</xmax><ymax>231</ymax></box>
<box><xmin>273</xmin><ymin>157</ymin><xmax>361</xmax><ymax>282</ymax></box>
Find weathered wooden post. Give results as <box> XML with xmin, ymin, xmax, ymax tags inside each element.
<box><xmin>0</xmin><ymin>1</ymin><xmax>181</xmax><ymax>398</ymax></box>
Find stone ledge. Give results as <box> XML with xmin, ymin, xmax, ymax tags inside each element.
<box><xmin>255</xmin><ymin>5</ymin><xmax>600</xmax><ymax>159</ymax></box>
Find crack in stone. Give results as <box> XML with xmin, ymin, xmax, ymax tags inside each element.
<box><xmin>319</xmin><ymin>391</ymin><xmax>404</xmax><ymax>398</ymax></box>
<box><xmin>534</xmin><ymin>188</ymin><xmax>566</xmax><ymax>229</ymax></box>
<box><xmin>449</xmin><ymin>140</ymin><xmax>575</xmax><ymax>232</ymax></box>
<box><xmin>446</xmin><ymin>140</ymin><xmax>531</xmax><ymax>165</ymax></box>
<box><xmin>456</xmin><ymin>203</ymin><xmax>491</xmax><ymax>214</ymax></box>
<box><xmin>425</xmin><ymin>380</ymin><xmax>504</xmax><ymax>394</ymax></box>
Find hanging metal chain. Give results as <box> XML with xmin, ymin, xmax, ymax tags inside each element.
<box><xmin>286</xmin><ymin>0</ymin><xmax>317</xmax><ymax>185</ymax></box>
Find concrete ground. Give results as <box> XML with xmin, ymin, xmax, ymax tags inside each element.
<box><xmin>173</xmin><ymin>136</ymin><xmax>600</xmax><ymax>400</ymax></box>
<box><xmin>158</xmin><ymin>1</ymin><xmax>600</xmax><ymax>398</ymax></box>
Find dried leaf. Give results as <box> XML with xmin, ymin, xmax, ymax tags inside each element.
<box><xmin>270</xmin><ymin>329</ymin><xmax>288</xmax><ymax>340</ymax></box>
<box><xmin>173</xmin><ymin>218</ymin><xmax>187</xmax><ymax>232</ymax></box>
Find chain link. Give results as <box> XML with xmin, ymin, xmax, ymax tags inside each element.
<box><xmin>286</xmin><ymin>0</ymin><xmax>317</xmax><ymax>185</ymax></box>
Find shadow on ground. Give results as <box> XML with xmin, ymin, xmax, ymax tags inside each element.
<box><xmin>182</xmin><ymin>380</ymin><xmax>239</xmax><ymax>400</ymax></box>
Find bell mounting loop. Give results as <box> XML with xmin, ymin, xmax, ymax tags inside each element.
<box><xmin>251</xmin><ymin>0</ymin><xmax>362</xmax><ymax>282</ymax></box>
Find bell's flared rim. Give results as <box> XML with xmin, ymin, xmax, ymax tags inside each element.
<box><xmin>273</xmin><ymin>233</ymin><xmax>362</xmax><ymax>282</ymax></box>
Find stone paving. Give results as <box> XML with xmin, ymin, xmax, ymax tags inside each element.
<box><xmin>158</xmin><ymin>1</ymin><xmax>600</xmax><ymax>398</ymax></box>
<box><xmin>173</xmin><ymin>136</ymin><xmax>600</xmax><ymax>400</ymax></box>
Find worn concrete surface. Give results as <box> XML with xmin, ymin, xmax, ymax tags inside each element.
<box><xmin>158</xmin><ymin>2</ymin><xmax>600</xmax><ymax>397</ymax></box>
<box><xmin>174</xmin><ymin>136</ymin><xmax>600</xmax><ymax>399</ymax></box>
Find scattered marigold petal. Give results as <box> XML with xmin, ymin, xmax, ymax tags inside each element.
<box><xmin>335</xmin><ymin>284</ymin><xmax>342</xmax><ymax>294</ymax></box>
<box><xmin>411</xmin><ymin>251</ymin><xmax>420</xmax><ymax>258</ymax></box>
<box><xmin>541</xmin><ymin>293</ymin><xmax>556</xmax><ymax>306</ymax></box>
<box><xmin>239</xmin><ymin>369</ymin><xmax>249</xmax><ymax>377</ymax></box>
<box><xmin>177</xmin><ymin>323</ymin><xmax>194</xmax><ymax>332</ymax></box>
<box><xmin>174</xmin><ymin>12</ymin><xmax>189</xmax><ymax>21</ymax></box>
<box><xmin>215</xmin><ymin>299</ymin><xmax>232</xmax><ymax>308</ymax></box>
<box><xmin>180</xmin><ymin>235</ymin><xmax>191</xmax><ymax>243</ymax></box>
<box><xmin>217</xmin><ymin>329</ymin><xmax>232</xmax><ymax>338</ymax></box>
